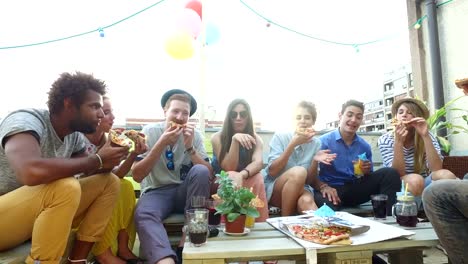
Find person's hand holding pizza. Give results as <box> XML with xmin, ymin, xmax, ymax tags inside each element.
<box><xmin>131</xmin><ymin>133</ymin><xmax>148</xmax><ymax>155</ymax></box>
<box><xmin>182</xmin><ymin>123</ymin><xmax>195</xmax><ymax>149</ymax></box>
<box><xmin>161</xmin><ymin>124</ymin><xmax>183</xmax><ymax>146</ymax></box>
<box><xmin>96</xmin><ymin>139</ymin><xmax>130</xmax><ymax>170</ymax></box>
<box><xmin>122</xmin><ymin>130</ymin><xmax>147</xmax><ymax>154</ymax></box>
<box><xmin>313</xmin><ymin>149</ymin><xmax>337</xmax><ymax>165</ymax></box>
<box><xmin>232</xmin><ymin>133</ymin><xmax>256</xmax><ymax>150</ymax></box>
<box><xmin>393</xmin><ymin>119</ymin><xmax>409</xmax><ymax>145</ymax></box>
<box><xmin>406</xmin><ymin>117</ymin><xmax>429</xmax><ymax>137</ymax></box>
<box><xmin>292</xmin><ymin>128</ymin><xmax>315</xmax><ymax>146</ymax></box>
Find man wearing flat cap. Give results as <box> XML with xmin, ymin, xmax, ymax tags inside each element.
<box><xmin>378</xmin><ymin>97</ymin><xmax>456</xmax><ymax>197</ymax></box>
<box><xmin>132</xmin><ymin>89</ymin><xmax>212</xmax><ymax>264</ymax></box>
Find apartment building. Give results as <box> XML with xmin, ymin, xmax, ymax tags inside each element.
<box><xmin>326</xmin><ymin>66</ymin><xmax>414</xmax><ymax>132</ymax></box>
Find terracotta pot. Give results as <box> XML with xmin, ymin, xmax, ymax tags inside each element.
<box><xmin>224</xmin><ymin>214</ymin><xmax>246</xmax><ymax>233</ymax></box>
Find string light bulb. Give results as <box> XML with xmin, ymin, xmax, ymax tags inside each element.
<box><xmin>412</xmin><ymin>15</ymin><xmax>427</xmax><ymax>30</ymax></box>
<box><xmin>353</xmin><ymin>44</ymin><xmax>360</xmax><ymax>53</ymax></box>
<box><xmin>98</xmin><ymin>28</ymin><xmax>105</xmax><ymax>37</ymax></box>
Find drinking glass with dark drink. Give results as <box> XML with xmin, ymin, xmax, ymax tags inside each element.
<box><xmin>393</xmin><ymin>195</ymin><xmax>418</xmax><ymax>227</ymax></box>
<box><xmin>186</xmin><ymin>209</ymin><xmax>208</xmax><ymax>247</ymax></box>
<box><xmin>371</xmin><ymin>194</ymin><xmax>388</xmax><ymax>219</ymax></box>
<box><xmin>206</xmin><ymin>199</ymin><xmax>221</xmax><ymax>226</ymax></box>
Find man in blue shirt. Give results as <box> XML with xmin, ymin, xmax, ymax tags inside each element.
<box><xmin>311</xmin><ymin>100</ymin><xmax>400</xmax><ymax>215</ymax></box>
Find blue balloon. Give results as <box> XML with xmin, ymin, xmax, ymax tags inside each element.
<box><xmin>204</xmin><ymin>23</ymin><xmax>220</xmax><ymax>45</ymax></box>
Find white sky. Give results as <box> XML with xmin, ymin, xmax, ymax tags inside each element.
<box><xmin>0</xmin><ymin>0</ymin><xmax>411</xmax><ymax>131</ymax></box>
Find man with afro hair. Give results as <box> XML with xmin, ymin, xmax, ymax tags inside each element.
<box><xmin>0</xmin><ymin>71</ymin><xmax>130</xmax><ymax>264</ymax></box>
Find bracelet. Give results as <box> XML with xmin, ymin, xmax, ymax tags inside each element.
<box><xmin>95</xmin><ymin>153</ymin><xmax>103</xmax><ymax>170</ymax></box>
<box><xmin>68</xmin><ymin>257</ymin><xmax>88</xmax><ymax>263</ymax></box>
<box><xmin>242</xmin><ymin>168</ymin><xmax>250</xmax><ymax>179</ymax></box>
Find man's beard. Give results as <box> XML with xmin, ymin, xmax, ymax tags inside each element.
<box><xmin>70</xmin><ymin>118</ymin><xmax>97</xmax><ymax>134</ymax></box>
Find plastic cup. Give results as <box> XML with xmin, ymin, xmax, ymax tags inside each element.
<box><xmin>245</xmin><ymin>215</ymin><xmax>255</xmax><ymax>228</ymax></box>
<box><xmin>353</xmin><ymin>160</ymin><xmax>364</xmax><ymax>177</ymax></box>
<box><xmin>371</xmin><ymin>194</ymin><xmax>388</xmax><ymax>220</ymax></box>
<box><xmin>186</xmin><ymin>209</ymin><xmax>208</xmax><ymax>247</ymax></box>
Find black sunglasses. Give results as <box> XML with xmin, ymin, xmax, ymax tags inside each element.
<box><xmin>165</xmin><ymin>147</ymin><xmax>174</xmax><ymax>171</ymax></box>
<box><xmin>230</xmin><ymin>111</ymin><xmax>248</xmax><ymax>119</ymax></box>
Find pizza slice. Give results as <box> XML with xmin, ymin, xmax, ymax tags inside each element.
<box><xmin>124</xmin><ymin>129</ymin><xmax>145</xmax><ymax>143</ymax></box>
<box><xmin>391</xmin><ymin>118</ymin><xmax>413</xmax><ymax>128</ymax></box>
<box><xmin>295</xmin><ymin>127</ymin><xmax>315</xmax><ymax>136</ymax></box>
<box><xmin>390</xmin><ymin>117</ymin><xmax>401</xmax><ymax>127</ymax></box>
<box><xmin>169</xmin><ymin>121</ymin><xmax>187</xmax><ymax>129</ymax></box>
<box><xmin>109</xmin><ymin>129</ymin><xmax>131</xmax><ymax>147</ymax></box>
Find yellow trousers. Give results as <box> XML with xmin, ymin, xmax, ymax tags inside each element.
<box><xmin>92</xmin><ymin>178</ymin><xmax>136</xmax><ymax>256</ymax></box>
<box><xmin>0</xmin><ymin>173</ymin><xmax>120</xmax><ymax>264</ymax></box>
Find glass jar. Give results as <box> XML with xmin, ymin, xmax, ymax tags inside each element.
<box><xmin>393</xmin><ymin>195</ymin><xmax>418</xmax><ymax>227</ymax></box>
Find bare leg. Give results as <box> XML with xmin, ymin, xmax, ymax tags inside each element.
<box><xmin>402</xmin><ymin>174</ymin><xmax>425</xmax><ymax>196</ymax></box>
<box><xmin>67</xmin><ymin>240</ymin><xmax>94</xmax><ymax>264</ymax></box>
<box><xmin>117</xmin><ymin>229</ymin><xmax>138</xmax><ymax>260</ymax></box>
<box><xmin>297</xmin><ymin>192</ymin><xmax>318</xmax><ymax>213</ymax></box>
<box><xmin>270</xmin><ymin>167</ymin><xmax>307</xmax><ymax>216</ymax></box>
<box><xmin>431</xmin><ymin>169</ymin><xmax>457</xmax><ymax>181</ymax></box>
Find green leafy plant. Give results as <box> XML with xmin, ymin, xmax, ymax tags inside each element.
<box><xmin>214</xmin><ymin>170</ymin><xmax>259</xmax><ymax>222</ymax></box>
<box><xmin>427</xmin><ymin>96</ymin><xmax>468</xmax><ymax>153</ymax></box>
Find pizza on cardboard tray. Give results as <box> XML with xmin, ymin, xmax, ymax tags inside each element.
<box><xmin>286</xmin><ymin>221</ymin><xmax>352</xmax><ymax>245</ymax></box>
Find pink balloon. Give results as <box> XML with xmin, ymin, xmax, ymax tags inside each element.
<box><xmin>185</xmin><ymin>0</ymin><xmax>202</xmax><ymax>19</ymax></box>
<box><xmin>176</xmin><ymin>8</ymin><xmax>202</xmax><ymax>39</ymax></box>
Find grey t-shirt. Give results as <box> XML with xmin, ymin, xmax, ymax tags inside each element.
<box><xmin>0</xmin><ymin>108</ymin><xmax>86</xmax><ymax>195</ymax></box>
<box><xmin>139</xmin><ymin>122</ymin><xmax>208</xmax><ymax>193</ymax></box>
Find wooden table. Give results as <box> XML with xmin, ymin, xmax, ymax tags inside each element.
<box><xmin>183</xmin><ymin>218</ymin><xmax>439</xmax><ymax>264</ymax></box>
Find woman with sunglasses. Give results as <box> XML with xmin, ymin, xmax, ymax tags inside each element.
<box><xmin>84</xmin><ymin>96</ymin><xmax>148</xmax><ymax>264</ymax></box>
<box><xmin>263</xmin><ymin>101</ymin><xmax>335</xmax><ymax>216</ymax></box>
<box><xmin>210</xmin><ymin>98</ymin><xmax>269</xmax><ymax>221</ymax></box>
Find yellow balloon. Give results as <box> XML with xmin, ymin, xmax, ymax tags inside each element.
<box><xmin>165</xmin><ymin>31</ymin><xmax>194</xmax><ymax>59</ymax></box>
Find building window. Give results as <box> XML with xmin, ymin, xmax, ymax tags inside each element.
<box><xmin>408</xmin><ymin>73</ymin><xmax>414</xmax><ymax>87</ymax></box>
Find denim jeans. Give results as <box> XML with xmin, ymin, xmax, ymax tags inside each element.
<box><xmin>135</xmin><ymin>164</ymin><xmax>210</xmax><ymax>264</ymax></box>
<box><xmin>422</xmin><ymin>179</ymin><xmax>468</xmax><ymax>264</ymax></box>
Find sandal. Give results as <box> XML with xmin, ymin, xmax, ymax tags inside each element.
<box><xmin>268</xmin><ymin>206</ymin><xmax>281</xmax><ymax>215</ymax></box>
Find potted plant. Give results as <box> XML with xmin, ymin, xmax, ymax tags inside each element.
<box><xmin>213</xmin><ymin>171</ymin><xmax>260</xmax><ymax>233</ymax></box>
<box><xmin>427</xmin><ymin>95</ymin><xmax>468</xmax><ymax>154</ymax></box>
